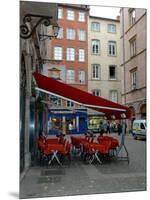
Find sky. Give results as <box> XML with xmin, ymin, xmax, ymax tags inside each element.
<box><xmin>90</xmin><ymin>6</ymin><xmax>120</xmax><ymax>19</ymax></box>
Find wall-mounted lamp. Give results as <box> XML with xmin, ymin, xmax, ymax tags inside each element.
<box><xmin>39</xmin><ymin>24</ymin><xmax>59</xmax><ymax>40</ymax></box>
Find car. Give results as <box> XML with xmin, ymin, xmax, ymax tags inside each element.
<box><xmin>132</xmin><ymin>119</ymin><xmax>146</xmax><ymax>140</ymax></box>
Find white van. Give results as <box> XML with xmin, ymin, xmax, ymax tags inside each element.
<box><xmin>132</xmin><ymin>119</ymin><xmax>146</xmax><ymax>139</ymax></box>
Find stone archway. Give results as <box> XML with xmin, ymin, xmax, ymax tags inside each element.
<box><xmin>140</xmin><ymin>104</ymin><xmax>146</xmax><ymax>119</ymax></box>
<box><xmin>128</xmin><ymin>106</ymin><xmax>136</xmax><ymax>129</ymax></box>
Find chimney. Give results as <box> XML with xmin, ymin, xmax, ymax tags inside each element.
<box><xmin>116</xmin><ymin>15</ymin><xmax>120</xmax><ymax>20</ymax></box>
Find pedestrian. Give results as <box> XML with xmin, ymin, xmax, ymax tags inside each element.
<box><xmin>68</xmin><ymin>122</ymin><xmax>73</xmax><ymax>134</ymax></box>
<box><xmin>99</xmin><ymin>121</ymin><xmax>104</xmax><ymax>136</ymax></box>
<box><xmin>117</xmin><ymin>122</ymin><xmax>122</xmax><ymax>136</ymax></box>
<box><xmin>106</xmin><ymin>121</ymin><xmax>110</xmax><ymax>134</ymax></box>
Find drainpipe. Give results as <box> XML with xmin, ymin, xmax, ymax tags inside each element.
<box><xmin>122</xmin><ymin>8</ymin><xmax>126</xmax><ymax>105</ymax></box>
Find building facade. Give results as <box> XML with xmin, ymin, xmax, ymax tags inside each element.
<box><xmin>88</xmin><ymin>16</ymin><xmax>121</xmax><ymax>129</ymax></box>
<box><xmin>20</xmin><ymin>1</ymin><xmax>58</xmax><ymax>177</ymax></box>
<box><xmin>43</xmin><ymin>4</ymin><xmax>89</xmax><ymax>135</ymax></box>
<box><xmin>88</xmin><ymin>16</ymin><xmax>121</xmax><ymax>103</ymax></box>
<box><xmin>45</xmin><ymin>4</ymin><xmax>89</xmax><ymax>92</ymax></box>
<box><xmin>120</xmin><ymin>8</ymin><xmax>146</xmax><ymax>123</ymax></box>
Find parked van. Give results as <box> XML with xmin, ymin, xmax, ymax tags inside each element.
<box><xmin>132</xmin><ymin>119</ymin><xmax>146</xmax><ymax>139</ymax></box>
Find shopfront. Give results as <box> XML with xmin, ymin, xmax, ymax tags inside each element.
<box><xmin>48</xmin><ymin>109</ymin><xmax>88</xmax><ymax>135</ymax></box>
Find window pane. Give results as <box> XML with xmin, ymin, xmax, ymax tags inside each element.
<box><xmin>91</xmin><ymin>22</ymin><xmax>100</xmax><ymax>31</ymax></box>
<box><xmin>109</xmin><ymin>66</ymin><xmax>116</xmax><ymax>79</ymax></box>
<box><xmin>67</xmin><ymin>48</ymin><xmax>75</xmax><ymax>61</ymax></box>
<box><xmin>79</xmin><ymin>70</ymin><xmax>85</xmax><ymax>83</ymax></box>
<box><xmin>78</xmin><ymin>30</ymin><xmax>85</xmax><ymax>41</ymax></box>
<box><xmin>67</xmin><ymin>10</ymin><xmax>74</xmax><ymax>20</ymax></box>
<box><xmin>92</xmin><ymin>64</ymin><xmax>100</xmax><ymax>79</ymax></box>
<box><xmin>108</xmin><ymin>24</ymin><xmax>116</xmax><ymax>33</ymax></box>
<box><xmin>108</xmin><ymin>41</ymin><xmax>116</xmax><ymax>56</ymax></box>
<box><xmin>79</xmin><ymin>12</ymin><xmax>85</xmax><ymax>22</ymax></box>
<box><xmin>67</xmin><ymin>70</ymin><xmax>75</xmax><ymax>83</ymax></box>
<box><xmin>54</xmin><ymin>47</ymin><xmax>62</xmax><ymax>60</ymax></box>
<box><xmin>67</xmin><ymin>101</ymin><xmax>74</xmax><ymax>107</ymax></box>
<box><xmin>109</xmin><ymin>90</ymin><xmax>118</xmax><ymax>102</ymax></box>
<box><xmin>67</xmin><ymin>29</ymin><xmax>75</xmax><ymax>40</ymax></box>
<box><xmin>58</xmin><ymin>8</ymin><xmax>63</xmax><ymax>19</ymax></box>
<box><xmin>92</xmin><ymin>40</ymin><xmax>100</xmax><ymax>54</ymax></box>
<box><xmin>79</xmin><ymin>49</ymin><xmax>85</xmax><ymax>62</ymax></box>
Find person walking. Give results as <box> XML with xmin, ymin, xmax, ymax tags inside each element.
<box><xmin>117</xmin><ymin>122</ymin><xmax>122</xmax><ymax>136</ymax></box>
<box><xmin>68</xmin><ymin>122</ymin><xmax>73</xmax><ymax>134</ymax></box>
<box><xmin>106</xmin><ymin>121</ymin><xmax>110</xmax><ymax>134</ymax></box>
<box><xmin>99</xmin><ymin>121</ymin><xmax>104</xmax><ymax>136</ymax></box>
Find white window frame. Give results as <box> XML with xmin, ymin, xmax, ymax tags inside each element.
<box><xmin>78</xmin><ymin>12</ymin><xmax>85</xmax><ymax>22</ymax></box>
<box><xmin>130</xmin><ymin>37</ymin><xmax>136</xmax><ymax>57</ymax></box>
<box><xmin>109</xmin><ymin>65</ymin><xmax>116</xmax><ymax>80</ymax></box>
<box><xmin>66</xmin><ymin>48</ymin><xmax>75</xmax><ymax>61</ymax></box>
<box><xmin>67</xmin><ymin>9</ymin><xmax>74</xmax><ymax>20</ymax></box>
<box><xmin>108</xmin><ymin>24</ymin><xmax>116</xmax><ymax>33</ymax></box>
<box><xmin>79</xmin><ymin>49</ymin><xmax>85</xmax><ymax>62</ymax></box>
<box><xmin>66</xmin><ymin>101</ymin><xmax>74</xmax><ymax>107</ymax></box>
<box><xmin>129</xmin><ymin>9</ymin><xmax>136</xmax><ymax>26</ymax></box>
<box><xmin>79</xmin><ymin>70</ymin><xmax>85</xmax><ymax>83</ymax></box>
<box><xmin>131</xmin><ymin>69</ymin><xmax>137</xmax><ymax>90</ymax></box>
<box><xmin>91</xmin><ymin>22</ymin><xmax>100</xmax><ymax>32</ymax></box>
<box><xmin>58</xmin><ymin>8</ymin><xmax>63</xmax><ymax>19</ymax></box>
<box><xmin>78</xmin><ymin>29</ymin><xmax>86</xmax><ymax>41</ymax></box>
<box><xmin>67</xmin><ymin>28</ymin><xmax>75</xmax><ymax>40</ymax></box>
<box><xmin>108</xmin><ymin>41</ymin><xmax>117</xmax><ymax>56</ymax></box>
<box><xmin>92</xmin><ymin>89</ymin><xmax>101</xmax><ymax>97</ymax></box>
<box><xmin>109</xmin><ymin>90</ymin><xmax>118</xmax><ymax>102</ymax></box>
<box><xmin>54</xmin><ymin>46</ymin><xmax>62</xmax><ymax>60</ymax></box>
<box><xmin>92</xmin><ymin>64</ymin><xmax>100</xmax><ymax>80</ymax></box>
<box><xmin>91</xmin><ymin>40</ymin><xmax>100</xmax><ymax>54</ymax></box>
<box><xmin>66</xmin><ymin>70</ymin><xmax>75</xmax><ymax>83</ymax></box>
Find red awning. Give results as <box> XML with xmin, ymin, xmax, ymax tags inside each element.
<box><xmin>33</xmin><ymin>72</ymin><xmax>132</xmax><ymax>119</ymax></box>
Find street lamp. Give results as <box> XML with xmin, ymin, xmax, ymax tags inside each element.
<box><xmin>39</xmin><ymin>24</ymin><xmax>60</xmax><ymax>40</ymax></box>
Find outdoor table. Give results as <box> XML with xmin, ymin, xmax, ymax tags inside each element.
<box><xmin>47</xmin><ymin>144</ymin><xmax>66</xmax><ymax>165</ymax></box>
<box><xmin>46</xmin><ymin>138</ymin><xmax>59</xmax><ymax>144</ymax></box>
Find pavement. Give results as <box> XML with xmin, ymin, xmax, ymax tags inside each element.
<box><xmin>20</xmin><ymin>134</ymin><xmax>146</xmax><ymax>199</ymax></box>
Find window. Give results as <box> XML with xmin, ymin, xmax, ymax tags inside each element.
<box><xmin>91</xmin><ymin>22</ymin><xmax>100</xmax><ymax>32</ymax></box>
<box><xmin>79</xmin><ymin>49</ymin><xmax>85</xmax><ymax>62</ymax></box>
<box><xmin>49</xmin><ymin>95</ymin><xmax>61</xmax><ymax>107</ymax></box>
<box><xmin>92</xmin><ymin>89</ymin><xmax>101</xmax><ymax>96</ymax></box>
<box><xmin>67</xmin><ymin>10</ymin><xmax>74</xmax><ymax>20</ymax></box>
<box><xmin>79</xmin><ymin>12</ymin><xmax>85</xmax><ymax>22</ymax></box>
<box><xmin>58</xmin><ymin>8</ymin><xmax>63</xmax><ymax>19</ymax></box>
<box><xmin>129</xmin><ymin>9</ymin><xmax>136</xmax><ymax>26</ymax></box>
<box><xmin>67</xmin><ymin>28</ymin><xmax>75</xmax><ymax>40</ymax></box>
<box><xmin>109</xmin><ymin>90</ymin><xmax>118</xmax><ymax>102</ymax></box>
<box><xmin>66</xmin><ymin>70</ymin><xmax>75</xmax><ymax>83</ymax></box>
<box><xmin>108</xmin><ymin>41</ymin><xmax>117</xmax><ymax>56</ymax></box>
<box><xmin>131</xmin><ymin>69</ymin><xmax>137</xmax><ymax>90</ymax></box>
<box><xmin>130</xmin><ymin>37</ymin><xmax>136</xmax><ymax>57</ymax></box>
<box><xmin>54</xmin><ymin>47</ymin><xmax>62</xmax><ymax>60</ymax></box>
<box><xmin>91</xmin><ymin>40</ymin><xmax>100</xmax><ymax>54</ymax></box>
<box><xmin>109</xmin><ymin>65</ymin><xmax>116</xmax><ymax>79</ymax></box>
<box><xmin>67</xmin><ymin>101</ymin><xmax>74</xmax><ymax>107</ymax></box>
<box><xmin>66</xmin><ymin>48</ymin><xmax>75</xmax><ymax>61</ymax></box>
<box><xmin>57</xmin><ymin>27</ymin><xmax>63</xmax><ymax>39</ymax></box>
<box><xmin>78</xmin><ymin>29</ymin><xmax>86</xmax><ymax>41</ymax></box>
<box><xmin>79</xmin><ymin>70</ymin><xmax>85</xmax><ymax>83</ymax></box>
<box><xmin>92</xmin><ymin>64</ymin><xmax>100</xmax><ymax>79</ymax></box>
<box><xmin>108</xmin><ymin>24</ymin><xmax>116</xmax><ymax>33</ymax></box>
